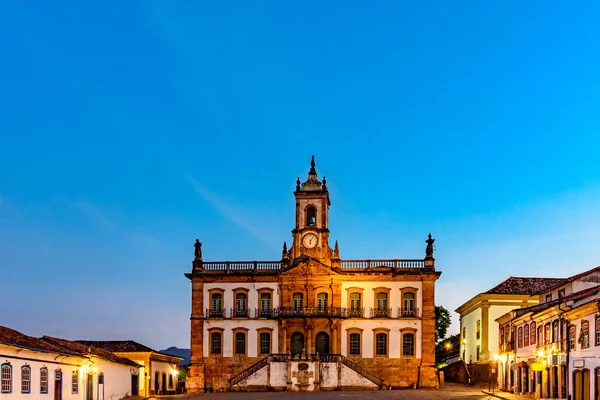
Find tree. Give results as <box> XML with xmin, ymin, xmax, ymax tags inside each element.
<box><xmin>435</xmin><ymin>305</ymin><xmax>451</xmax><ymax>342</ymax></box>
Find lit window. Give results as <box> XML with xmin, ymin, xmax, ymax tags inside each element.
<box><xmin>552</xmin><ymin>320</ymin><xmax>559</xmax><ymax>343</ymax></box>
<box><xmin>235</xmin><ymin>332</ymin><xmax>246</xmax><ymax>355</ymax></box>
<box><xmin>349</xmin><ymin>333</ymin><xmax>361</xmax><ymax>355</ymax></box>
<box><xmin>569</xmin><ymin>326</ymin><xmax>576</xmax><ymax>350</ymax></box>
<box><xmin>530</xmin><ymin>322</ymin><xmax>536</xmax><ymax>345</ymax></box>
<box><xmin>293</xmin><ymin>293</ymin><xmax>303</xmax><ymax>311</ymax></box>
<box><xmin>349</xmin><ymin>293</ymin><xmax>361</xmax><ymax>317</ymax></box>
<box><xmin>375</xmin><ymin>333</ymin><xmax>387</xmax><ymax>356</ymax></box>
<box><xmin>476</xmin><ymin>320</ymin><xmax>481</xmax><ymax>340</ymax></box>
<box><xmin>317</xmin><ymin>293</ymin><xmax>328</xmax><ymax>312</ymax></box>
<box><xmin>403</xmin><ymin>333</ymin><xmax>415</xmax><ymax>356</ymax></box>
<box><xmin>558</xmin><ymin>289</ymin><xmax>565</xmax><ymax>299</ymax></box>
<box><xmin>40</xmin><ymin>367</ymin><xmax>48</xmax><ymax>394</ymax></box>
<box><xmin>524</xmin><ymin>324</ymin><xmax>530</xmax><ymax>347</ymax></box>
<box><xmin>211</xmin><ymin>332</ymin><xmax>222</xmax><ymax>355</ymax></box>
<box><xmin>259</xmin><ymin>332</ymin><xmax>271</xmax><ymax>355</ymax></box>
<box><xmin>462</xmin><ymin>327</ymin><xmax>466</xmax><ymax>339</ymax></box>
<box><xmin>581</xmin><ymin>320</ymin><xmax>590</xmax><ymax>349</ymax></box>
<box><xmin>545</xmin><ymin>323</ymin><xmax>551</xmax><ymax>344</ymax></box>
<box><xmin>1</xmin><ymin>364</ymin><xmax>11</xmax><ymax>393</ymax></box>
<box><xmin>538</xmin><ymin>326</ymin><xmax>543</xmax><ymax>345</ymax></box>
<box><xmin>517</xmin><ymin>327</ymin><xmax>523</xmax><ymax>348</ymax></box>
<box><xmin>72</xmin><ymin>371</ymin><xmax>78</xmax><ymax>394</ymax></box>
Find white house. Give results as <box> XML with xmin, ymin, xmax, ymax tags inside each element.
<box><xmin>0</xmin><ymin>325</ymin><xmax>141</xmax><ymax>400</ymax></box>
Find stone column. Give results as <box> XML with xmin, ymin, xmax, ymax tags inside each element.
<box><xmin>306</xmin><ymin>320</ymin><xmax>313</xmax><ymax>354</ymax></box>
<box><xmin>332</xmin><ymin>321</ymin><xmax>338</xmax><ymax>354</ymax></box>
<box><xmin>419</xmin><ymin>275</ymin><xmax>438</xmax><ymax>388</ymax></box>
<box><xmin>187</xmin><ymin>277</ymin><xmax>205</xmax><ymax>394</ymax></box>
<box><xmin>280</xmin><ymin>321</ymin><xmax>288</xmax><ymax>354</ymax></box>
<box><xmin>481</xmin><ymin>300</ymin><xmax>490</xmax><ymax>358</ymax></box>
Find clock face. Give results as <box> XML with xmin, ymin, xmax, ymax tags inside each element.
<box><xmin>302</xmin><ymin>233</ymin><xmax>318</xmax><ymax>249</ymax></box>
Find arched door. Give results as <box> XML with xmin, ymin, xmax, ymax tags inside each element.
<box><xmin>154</xmin><ymin>372</ymin><xmax>159</xmax><ymax>394</ymax></box>
<box><xmin>315</xmin><ymin>332</ymin><xmax>330</xmax><ymax>355</ymax></box>
<box><xmin>54</xmin><ymin>370</ymin><xmax>62</xmax><ymax>400</ymax></box>
<box><xmin>291</xmin><ymin>332</ymin><xmax>304</xmax><ymax>356</ymax></box>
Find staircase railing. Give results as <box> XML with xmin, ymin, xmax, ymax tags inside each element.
<box><xmin>339</xmin><ymin>355</ymin><xmax>384</xmax><ymax>388</ymax></box>
<box><xmin>227</xmin><ymin>355</ymin><xmax>270</xmax><ymax>388</ymax></box>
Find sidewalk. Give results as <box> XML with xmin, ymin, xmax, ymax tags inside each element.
<box><xmin>480</xmin><ymin>390</ymin><xmax>557</xmax><ymax>400</ymax></box>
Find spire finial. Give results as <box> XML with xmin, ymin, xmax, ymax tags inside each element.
<box><xmin>282</xmin><ymin>241</ymin><xmax>289</xmax><ymax>259</ymax></box>
<box><xmin>296</xmin><ymin>177</ymin><xmax>301</xmax><ymax>191</ymax></box>
<box><xmin>333</xmin><ymin>240</ymin><xmax>340</xmax><ymax>259</ymax></box>
<box><xmin>322</xmin><ymin>176</ymin><xmax>327</xmax><ymax>190</ymax></box>
<box><xmin>309</xmin><ymin>155</ymin><xmax>317</xmax><ymax>176</ymax></box>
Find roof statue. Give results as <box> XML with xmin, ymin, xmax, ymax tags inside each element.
<box><xmin>194</xmin><ymin>239</ymin><xmax>203</xmax><ymax>260</ymax></box>
<box><xmin>425</xmin><ymin>233</ymin><xmax>435</xmax><ymax>259</ymax></box>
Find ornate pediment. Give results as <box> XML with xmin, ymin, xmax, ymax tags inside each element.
<box><xmin>282</xmin><ymin>256</ymin><xmax>338</xmax><ymax>277</ymax></box>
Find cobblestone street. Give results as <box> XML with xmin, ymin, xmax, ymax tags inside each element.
<box><xmin>147</xmin><ymin>383</ymin><xmax>512</xmax><ymax>399</ymax></box>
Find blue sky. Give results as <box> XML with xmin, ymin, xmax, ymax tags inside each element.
<box><xmin>1</xmin><ymin>1</ymin><xmax>599</xmax><ymax>350</ymax></box>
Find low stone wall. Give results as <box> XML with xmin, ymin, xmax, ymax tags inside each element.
<box><xmin>204</xmin><ymin>356</ymin><xmax>263</xmax><ymax>391</ymax></box>
<box><xmin>356</xmin><ymin>357</ymin><xmax>421</xmax><ymax>388</ymax></box>
<box><xmin>442</xmin><ymin>361</ymin><xmax>490</xmax><ymax>385</ymax></box>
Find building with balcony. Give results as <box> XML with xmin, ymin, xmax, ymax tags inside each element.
<box><xmin>184</xmin><ymin>157</ymin><xmax>441</xmax><ymax>393</ymax></box>
<box><xmin>456</xmin><ymin>277</ymin><xmax>562</xmax><ymax>365</ymax></box>
<box><xmin>496</xmin><ymin>266</ymin><xmax>600</xmax><ymax>399</ymax></box>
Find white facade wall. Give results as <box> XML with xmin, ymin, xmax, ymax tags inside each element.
<box><xmin>203</xmin><ymin>282</ymin><xmax>279</xmax><ymax>312</ymax></box>
<box><xmin>203</xmin><ymin>320</ymin><xmax>279</xmax><ymax>358</ymax></box>
<box><xmin>0</xmin><ymin>345</ymin><xmax>135</xmax><ymax>400</ymax></box>
<box><xmin>340</xmin><ymin>319</ymin><xmax>421</xmax><ymax>358</ymax></box>
<box><xmin>461</xmin><ymin>307</ymin><xmax>481</xmax><ymax>363</ymax></box>
<box><xmin>487</xmin><ymin>305</ymin><xmax>522</xmax><ymax>360</ymax></box>
<box><xmin>149</xmin><ymin>360</ymin><xmax>179</xmax><ymax>393</ymax></box>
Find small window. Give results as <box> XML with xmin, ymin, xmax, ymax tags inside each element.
<box><xmin>581</xmin><ymin>320</ymin><xmax>590</xmax><ymax>349</ymax></box>
<box><xmin>552</xmin><ymin>320</ymin><xmax>559</xmax><ymax>343</ymax></box>
<box><xmin>260</xmin><ymin>293</ymin><xmax>271</xmax><ymax>315</ymax></box>
<box><xmin>462</xmin><ymin>327</ymin><xmax>466</xmax><ymax>339</ymax></box>
<box><xmin>211</xmin><ymin>332</ymin><xmax>222</xmax><ymax>355</ymax></box>
<box><xmin>168</xmin><ymin>374</ymin><xmax>173</xmax><ymax>389</ymax></box>
<box><xmin>545</xmin><ymin>323</ymin><xmax>551</xmax><ymax>344</ymax></box>
<box><xmin>235</xmin><ymin>293</ymin><xmax>247</xmax><ymax>317</ymax></box>
<box><xmin>524</xmin><ymin>324</ymin><xmax>530</xmax><ymax>347</ymax></box>
<box><xmin>476</xmin><ymin>320</ymin><xmax>481</xmax><ymax>340</ymax></box>
<box><xmin>40</xmin><ymin>367</ymin><xmax>48</xmax><ymax>394</ymax></box>
<box><xmin>375</xmin><ymin>333</ymin><xmax>387</xmax><ymax>356</ymax></box>
<box><xmin>538</xmin><ymin>326</ymin><xmax>543</xmax><ymax>345</ymax></box>
<box><xmin>569</xmin><ymin>326</ymin><xmax>576</xmax><ymax>350</ymax></box>
<box><xmin>476</xmin><ymin>345</ymin><xmax>480</xmax><ymax>361</ymax></box>
<box><xmin>596</xmin><ymin>317</ymin><xmax>600</xmax><ymax>346</ymax></box>
<box><xmin>293</xmin><ymin>293</ymin><xmax>303</xmax><ymax>311</ymax></box>
<box><xmin>1</xmin><ymin>363</ymin><xmax>12</xmax><ymax>393</ymax></box>
<box><xmin>349</xmin><ymin>293</ymin><xmax>361</xmax><ymax>317</ymax></box>
<box><xmin>500</xmin><ymin>327</ymin><xmax>504</xmax><ymax>345</ymax></box>
<box><xmin>21</xmin><ymin>365</ymin><xmax>30</xmax><ymax>394</ymax></box>
<box><xmin>235</xmin><ymin>332</ymin><xmax>246</xmax><ymax>355</ymax></box>
<box><xmin>317</xmin><ymin>293</ymin><xmax>328</xmax><ymax>312</ymax></box>
<box><xmin>558</xmin><ymin>289</ymin><xmax>565</xmax><ymax>299</ymax></box>
<box><xmin>98</xmin><ymin>373</ymin><xmax>103</xmax><ymax>385</ymax></box>
<box><xmin>72</xmin><ymin>370</ymin><xmax>78</xmax><ymax>394</ymax></box>
<box><xmin>531</xmin><ymin>322</ymin><xmax>536</xmax><ymax>345</ymax></box>
<box><xmin>376</xmin><ymin>293</ymin><xmax>388</xmax><ymax>310</ymax></box>
<box><xmin>403</xmin><ymin>293</ymin><xmax>415</xmax><ymax>316</ymax></box>
<box><xmin>403</xmin><ymin>333</ymin><xmax>415</xmax><ymax>356</ymax></box>
<box><xmin>517</xmin><ymin>327</ymin><xmax>523</xmax><ymax>348</ymax></box>
<box><xmin>211</xmin><ymin>293</ymin><xmax>223</xmax><ymax>316</ymax></box>
<box><xmin>546</xmin><ymin>293</ymin><xmax>552</xmax><ymax>302</ymax></box>
<box><xmin>349</xmin><ymin>333</ymin><xmax>361</xmax><ymax>355</ymax></box>
<box><xmin>259</xmin><ymin>332</ymin><xmax>271</xmax><ymax>355</ymax></box>
<box><xmin>306</xmin><ymin>206</ymin><xmax>316</xmax><ymax>226</ymax></box>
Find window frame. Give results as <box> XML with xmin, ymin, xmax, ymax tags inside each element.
<box><xmin>346</xmin><ymin>287</ymin><xmax>364</xmax><ymax>313</ymax></box>
<box><xmin>257</xmin><ymin>328</ymin><xmax>273</xmax><ymax>355</ymax></box>
<box><xmin>373</xmin><ymin>287</ymin><xmax>391</xmax><ymax>318</ymax></box>
<box><xmin>20</xmin><ymin>365</ymin><xmax>31</xmax><ymax>394</ymax></box>
<box><xmin>292</xmin><ymin>292</ymin><xmax>304</xmax><ymax>311</ymax></box>
<box><xmin>346</xmin><ymin>328</ymin><xmax>363</xmax><ymax>357</ymax></box>
<box><xmin>595</xmin><ymin>317</ymin><xmax>600</xmax><ymax>346</ymax></box>
<box><xmin>233</xmin><ymin>287</ymin><xmax>249</xmax><ymax>318</ymax></box>
<box><xmin>208</xmin><ymin>288</ymin><xmax>225</xmax><ymax>317</ymax></box>
<box><xmin>316</xmin><ymin>292</ymin><xmax>329</xmax><ymax>312</ymax></box>
<box><xmin>476</xmin><ymin>320</ymin><xmax>481</xmax><ymax>340</ymax></box>
<box><xmin>233</xmin><ymin>327</ymin><xmax>249</xmax><ymax>356</ymax></box>
<box><xmin>258</xmin><ymin>288</ymin><xmax>274</xmax><ymax>317</ymax></box>
<box><xmin>1</xmin><ymin>363</ymin><xmax>12</xmax><ymax>394</ymax></box>
<box><xmin>400</xmin><ymin>287</ymin><xmax>418</xmax><ymax>317</ymax></box>
<box><xmin>530</xmin><ymin>322</ymin><xmax>536</xmax><ymax>345</ymax></box>
<box><xmin>544</xmin><ymin>323</ymin><xmax>551</xmax><ymax>344</ymax></box>
<box><xmin>524</xmin><ymin>324</ymin><xmax>530</xmax><ymax>347</ymax></box>
<box><xmin>305</xmin><ymin>205</ymin><xmax>317</xmax><ymax>227</ymax></box>
<box><xmin>40</xmin><ymin>367</ymin><xmax>48</xmax><ymax>394</ymax></box>
<box><xmin>373</xmin><ymin>328</ymin><xmax>390</xmax><ymax>357</ymax></box>
<box><xmin>569</xmin><ymin>325</ymin><xmax>576</xmax><ymax>350</ymax></box>
<box><xmin>401</xmin><ymin>327</ymin><xmax>417</xmax><ymax>357</ymax></box>
<box><xmin>72</xmin><ymin>370</ymin><xmax>79</xmax><ymax>394</ymax></box>
<box><xmin>208</xmin><ymin>328</ymin><xmax>224</xmax><ymax>355</ymax></box>
<box><xmin>581</xmin><ymin>320</ymin><xmax>590</xmax><ymax>349</ymax></box>
<box><xmin>517</xmin><ymin>327</ymin><xmax>523</xmax><ymax>348</ymax></box>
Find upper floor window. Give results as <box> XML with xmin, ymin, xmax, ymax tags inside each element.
<box><xmin>403</xmin><ymin>293</ymin><xmax>415</xmax><ymax>314</ymax></box>
<box><xmin>293</xmin><ymin>293</ymin><xmax>303</xmax><ymax>311</ymax></box>
<box><xmin>476</xmin><ymin>345</ymin><xmax>480</xmax><ymax>361</ymax></box>
<box><xmin>546</xmin><ymin>293</ymin><xmax>552</xmax><ymax>302</ymax></box>
<box><xmin>596</xmin><ymin>317</ymin><xmax>600</xmax><ymax>346</ymax></box>
<box><xmin>462</xmin><ymin>327</ymin><xmax>466</xmax><ymax>339</ymax></box>
<box><xmin>569</xmin><ymin>326</ymin><xmax>576</xmax><ymax>350</ymax></box>
<box><xmin>517</xmin><ymin>327</ymin><xmax>523</xmax><ymax>348</ymax></box>
<box><xmin>21</xmin><ymin>365</ymin><xmax>30</xmax><ymax>394</ymax></box>
<box><xmin>505</xmin><ymin>326</ymin><xmax>509</xmax><ymax>345</ymax></box>
<box><xmin>375</xmin><ymin>333</ymin><xmax>388</xmax><ymax>356</ymax></box>
<box><xmin>72</xmin><ymin>371</ymin><xmax>78</xmax><ymax>394</ymax></box>
<box><xmin>524</xmin><ymin>324</ymin><xmax>530</xmax><ymax>347</ymax></box>
<box><xmin>544</xmin><ymin>323</ymin><xmax>551</xmax><ymax>344</ymax></box>
<box><xmin>211</xmin><ymin>293</ymin><xmax>223</xmax><ymax>315</ymax></box>
<box><xmin>402</xmin><ymin>333</ymin><xmax>415</xmax><ymax>356</ymax></box>
<box><xmin>260</xmin><ymin>292</ymin><xmax>272</xmax><ymax>317</ymax></box>
<box><xmin>211</xmin><ymin>332</ymin><xmax>222</xmax><ymax>355</ymax></box>
<box><xmin>317</xmin><ymin>293</ymin><xmax>328</xmax><ymax>312</ymax></box>
<box><xmin>538</xmin><ymin>326</ymin><xmax>543</xmax><ymax>345</ymax></box>
<box><xmin>500</xmin><ymin>327</ymin><xmax>504</xmax><ymax>345</ymax></box>
<box><xmin>552</xmin><ymin>320</ymin><xmax>559</xmax><ymax>343</ymax></box>
<box><xmin>558</xmin><ymin>289</ymin><xmax>565</xmax><ymax>299</ymax></box>
<box><xmin>350</xmin><ymin>293</ymin><xmax>361</xmax><ymax>311</ymax></box>
<box><xmin>476</xmin><ymin>320</ymin><xmax>481</xmax><ymax>340</ymax></box>
<box><xmin>235</xmin><ymin>292</ymin><xmax>247</xmax><ymax>317</ymax></box>
<box><xmin>235</xmin><ymin>332</ymin><xmax>247</xmax><ymax>355</ymax></box>
<box><xmin>530</xmin><ymin>322</ymin><xmax>536</xmax><ymax>345</ymax></box>
<box><xmin>40</xmin><ymin>367</ymin><xmax>48</xmax><ymax>394</ymax></box>
<box><xmin>306</xmin><ymin>206</ymin><xmax>316</xmax><ymax>226</ymax></box>
<box><xmin>1</xmin><ymin>363</ymin><xmax>12</xmax><ymax>393</ymax></box>
<box><xmin>581</xmin><ymin>320</ymin><xmax>590</xmax><ymax>349</ymax></box>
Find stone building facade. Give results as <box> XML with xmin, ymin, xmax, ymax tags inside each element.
<box><xmin>184</xmin><ymin>157</ymin><xmax>441</xmax><ymax>393</ymax></box>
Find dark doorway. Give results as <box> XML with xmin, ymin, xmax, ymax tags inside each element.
<box><xmin>54</xmin><ymin>370</ymin><xmax>62</xmax><ymax>400</ymax></box>
<box><xmin>315</xmin><ymin>332</ymin><xmax>330</xmax><ymax>355</ymax></box>
<box><xmin>86</xmin><ymin>374</ymin><xmax>93</xmax><ymax>400</ymax></box>
<box><xmin>161</xmin><ymin>373</ymin><xmax>167</xmax><ymax>394</ymax></box>
<box><xmin>291</xmin><ymin>332</ymin><xmax>304</xmax><ymax>356</ymax></box>
<box><xmin>131</xmin><ymin>374</ymin><xmax>138</xmax><ymax>395</ymax></box>
<box><xmin>154</xmin><ymin>372</ymin><xmax>159</xmax><ymax>394</ymax></box>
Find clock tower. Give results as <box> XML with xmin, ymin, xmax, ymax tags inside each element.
<box><xmin>289</xmin><ymin>156</ymin><xmax>332</xmax><ymax>264</ymax></box>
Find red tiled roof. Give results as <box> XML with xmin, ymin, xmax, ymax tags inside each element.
<box><xmin>484</xmin><ymin>277</ymin><xmax>567</xmax><ymax>295</ymax></box>
<box><xmin>515</xmin><ymin>284</ymin><xmax>600</xmax><ymax>317</ymax></box>
<box><xmin>42</xmin><ymin>336</ymin><xmax>140</xmax><ymax>367</ymax></box>
<box><xmin>533</xmin><ymin>265</ymin><xmax>600</xmax><ymax>294</ymax></box>
<box><xmin>76</xmin><ymin>340</ymin><xmax>155</xmax><ymax>353</ymax></box>
<box><xmin>0</xmin><ymin>325</ymin><xmax>74</xmax><ymax>355</ymax></box>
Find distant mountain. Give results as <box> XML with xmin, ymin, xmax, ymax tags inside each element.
<box><xmin>160</xmin><ymin>347</ymin><xmax>190</xmax><ymax>365</ymax></box>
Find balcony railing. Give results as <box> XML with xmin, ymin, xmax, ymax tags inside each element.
<box><xmin>499</xmin><ymin>340</ymin><xmax>515</xmax><ymax>352</ymax></box>
<box><xmin>194</xmin><ymin>258</ymin><xmax>427</xmax><ymax>272</ymax></box>
<box><xmin>340</xmin><ymin>259</ymin><xmax>425</xmax><ymax>270</ymax></box>
<box><xmin>203</xmin><ymin>306</ymin><xmax>422</xmax><ymax>319</ymax></box>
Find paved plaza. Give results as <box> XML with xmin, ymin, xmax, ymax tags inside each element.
<box><xmin>147</xmin><ymin>383</ymin><xmax>516</xmax><ymax>400</ymax></box>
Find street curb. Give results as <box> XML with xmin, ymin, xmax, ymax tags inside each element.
<box><xmin>481</xmin><ymin>390</ymin><xmax>512</xmax><ymax>399</ymax></box>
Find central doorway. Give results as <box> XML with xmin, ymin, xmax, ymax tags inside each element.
<box><xmin>291</xmin><ymin>332</ymin><xmax>304</xmax><ymax>356</ymax></box>
<box><xmin>315</xmin><ymin>332</ymin><xmax>330</xmax><ymax>355</ymax></box>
